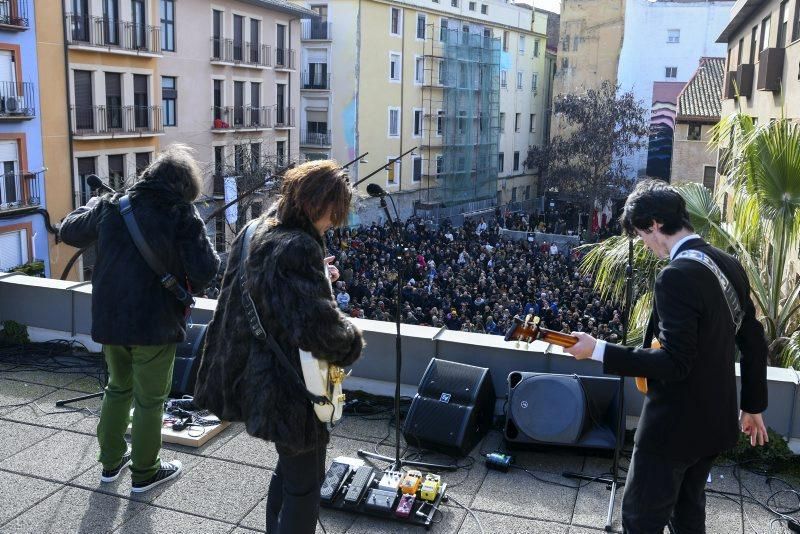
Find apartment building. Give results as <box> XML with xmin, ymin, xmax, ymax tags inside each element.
<box><xmin>0</xmin><ymin>0</ymin><xmax>48</xmax><ymax>276</ymax></box>
<box><xmin>160</xmin><ymin>0</ymin><xmax>313</xmax><ymax>252</ymax></box>
<box><xmin>717</xmin><ymin>0</ymin><xmax>800</xmax><ymax>121</ymax></box>
<box><xmin>292</xmin><ymin>0</ymin><xmax>550</xmax><ymax>218</ymax></box>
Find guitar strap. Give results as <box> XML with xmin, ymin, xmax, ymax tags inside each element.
<box><xmin>674</xmin><ymin>249</ymin><xmax>744</xmax><ymax>333</ymax></box>
<box><xmin>238</xmin><ymin>220</ymin><xmax>330</xmax><ymax>407</ymax></box>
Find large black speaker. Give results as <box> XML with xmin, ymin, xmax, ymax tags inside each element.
<box><xmin>402</xmin><ymin>358</ymin><xmax>496</xmax><ymax>457</ymax></box>
<box><xmin>504</xmin><ymin>372</ymin><xmax>621</xmax><ymax>450</ymax></box>
<box><xmin>171</xmin><ymin>323</ymin><xmax>207</xmax><ymax>397</ymax></box>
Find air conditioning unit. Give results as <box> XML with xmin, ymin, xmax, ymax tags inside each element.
<box><xmin>5</xmin><ymin>96</ymin><xmax>24</xmax><ymax>114</ymax></box>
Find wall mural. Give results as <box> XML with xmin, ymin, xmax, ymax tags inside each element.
<box><xmin>646</xmin><ymin>82</ymin><xmax>685</xmax><ymax>181</ymax></box>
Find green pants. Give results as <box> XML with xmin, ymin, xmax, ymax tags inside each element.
<box><xmin>97</xmin><ymin>343</ymin><xmax>176</xmax><ymax>483</ymax></box>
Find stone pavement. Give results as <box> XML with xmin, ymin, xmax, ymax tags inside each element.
<box><xmin>0</xmin><ymin>367</ymin><xmax>791</xmax><ymax>533</ymax></box>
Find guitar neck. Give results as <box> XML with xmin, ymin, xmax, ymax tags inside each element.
<box><xmin>538</xmin><ymin>328</ymin><xmax>578</xmax><ymax>348</ymax></box>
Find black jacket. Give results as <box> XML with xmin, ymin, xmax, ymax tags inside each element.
<box><xmin>59</xmin><ymin>180</ymin><xmax>220</xmax><ymax>346</ymax></box>
<box><xmin>194</xmin><ymin>206</ymin><xmax>364</xmax><ymax>455</ymax></box>
<box><xmin>603</xmin><ymin>238</ymin><xmax>768</xmax><ymax>460</ymax></box>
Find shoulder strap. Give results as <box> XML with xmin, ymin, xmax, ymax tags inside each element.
<box><xmin>119</xmin><ymin>195</ymin><xmax>194</xmax><ymax>308</ymax></box>
<box><xmin>674</xmin><ymin>249</ymin><xmax>744</xmax><ymax>332</ymax></box>
<box><xmin>238</xmin><ymin>221</ymin><xmax>329</xmax><ymax>406</ymax></box>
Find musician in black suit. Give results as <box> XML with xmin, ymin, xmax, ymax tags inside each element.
<box><xmin>565</xmin><ymin>179</ymin><xmax>769</xmax><ymax>533</ymax></box>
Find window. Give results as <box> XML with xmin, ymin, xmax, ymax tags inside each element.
<box><xmin>234</xmin><ymin>144</ymin><xmax>245</xmax><ymax>173</ymax></box>
<box><xmin>436</xmin><ymin>110</ymin><xmax>443</xmax><ymax>135</ymax></box>
<box><xmin>518</xmin><ymin>35</ymin><xmax>525</xmax><ymax>55</ymax></box>
<box><xmin>665</xmin><ymin>67</ymin><xmax>677</xmax><ymax>78</ymax></box>
<box><xmin>438</xmin><ymin>60</ymin><xmax>446</xmax><ymax>85</ymax></box>
<box><xmin>131</xmin><ymin>0</ymin><xmax>146</xmax><ymax>49</ymax></box>
<box><xmin>531</xmin><ymin>72</ymin><xmax>538</xmax><ymax>92</ymax></box>
<box><xmin>212</xmin><ymin>9</ymin><xmax>222</xmax><ymax>58</ymax></box>
<box><xmin>233</xmin><ymin>15</ymin><xmax>244</xmax><ymax>61</ymax></box>
<box><xmin>516</xmin><ymin>71</ymin><xmax>523</xmax><ymax>89</ymax></box>
<box><xmin>499</xmin><ymin>112</ymin><xmax>505</xmax><ymax>132</ymax></box>
<box><xmin>412</xmin><ymin>156</ymin><xmax>422</xmax><ymax>181</ymax></box>
<box><xmin>250</xmin><ymin>19</ymin><xmax>261</xmax><ymax>63</ymax></box>
<box><xmin>513</xmin><ymin>151</ymin><xmax>520</xmax><ymax>172</ymax></box>
<box><xmin>760</xmin><ymin>16</ymin><xmax>771</xmax><ymax>52</ymax></box>
<box><xmin>688</xmin><ymin>123</ymin><xmax>701</xmax><ymax>141</ymax></box>
<box><xmin>498</xmin><ymin>152</ymin><xmax>504</xmax><ymax>172</ymax></box>
<box><xmin>161</xmin><ymin>0</ymin><xmax>175</xmax><ymax>51</ymax></box>
<box><xmin>778</xmin><ymin>1</ymin><xmax>789</xmax><ymax>48</ymax></box>
<box><xmin>388</xmin><ymin>107</ymin><xmax>400</xmax><ymax>137</ymax></box>
<box><xmin>276</xmin><ymin>140</ymin><xmax>285</xmax><ymax>166</ymax></box>
<box><xmin>561</xmin><ymin>57</ymin><xmax>569</xmax><ymax>69</ymax></box>
<box><xmin>457</xmin><ymin>111</ymin><xmax>466</xmax><ymax>134</ymax></box>
<box><xmin>502</xmin><ymin>31</ymin><xmax>509</xmax><ymax>52</ymax></box>
<box><xmin>416</xmin><ymin>13</ymin><xmax>425</xmax><ymax>39</ymax></box>
<box><xmin>440</xmin><ymin>18</ymin><xmax>448</xmax><ymax>42</ymax></box>
<box><xmin>793</xmin><ymin>0</ymin><xmax>800</xmax><ymax>42</ymax></box>
<box><xmin>413</xmin><ymin>109</ymin><xmax>423</xmax><ymax>137</ymax></box>
<box><xmin>750</xmin><ymin>26</ymin><xmax>758</xmax><ymax>63</ymax></box>
<box><xmin>703</xmin><ymin>166</ymin><xmax>716</xmax><ymax>191</ymax></box>
<box><xmin>213</xmin><ymin>79</ymin><xmax>223</xmax><ymax>120</ymax></box>
<box><xmin>415</xmin><ymin>56</ymin><xmax>424</xmax><ymax>84</ymax></box>
<box><xmin>500</xmin><ymin>70</ymin><xmax>507</xmax><ymax>88</ymax></box>
<box><xmin>533</xmin><ymin>39</ymin><xmax>540</xmax><ymax>57</ymax></box>
<box><xmin>214</xmin><ymin>145</ymin><xmax>224</xmax><ymax>176</ymax></box>
<box><xmin>737</xmin><ymin>37</ymin><xmax>744</xmax><ymax>65</ymax></box>
<box><xmin>108</xmin><ymin>154</ymin><xmax>125</xmax><ymax>191</ymax></box>
<box><xmin>514</xmin><ymin>113</ymin><xmax>520</xmax><ymax>132</ymax></box>
<box><xmin>386</xmin><ymin>157</ymin><xmax>400</xmax><ymax>184</ymax></box>
<box><xmin>529</xmin><ymin>113</ymin><xmax>535</xmax><ymax>132</ymax></box>
<box><xmin>390</xmin><ymin>7</ymin><xmax>401</xmax><ymax>36</ymax></box>
<box><xmin>135</xmin><ymin>152</ymin><xmax>150</xmax><ymax>175</ymax></box>
<box><xmin>481</xmin><ymin>4</ymin><xmax>488</xmax><ymax>15</ymax></box>
<box><xmin>573</xmin><ymin>36</ymin><xmax>579</xmax><ymax>51</ymax></box>
<box><xmin>251</xmin><ymin>142</ymin><xmax>261</xmax><ymax>171</ymax></box>
<box><xmin>73</xmin><ymin>70</ymin><xmax>93</xmax><ymax>131</ymax></box>
<box><xmin>389</xmin><ymin>53</ymin><xmax>401</xmax><ymax>81</ymax></box>
<box><xmin>162</xmin><ymin>76</ymin><xmax>176</xmax><ymax>126</ymax></box>
<box><xmin>436</xmin><ymin>155</ymin><xmax>443</xmax><ymax>175</ymax></box>
<box><xmin>76</xmin><ymin>156</ymin><xmax>95</xmax><ymax>205</ymax></box>
<box><xmin>215</xmin><ymin>217</ymin><xmax>226</xmax><ymax>252</ymax></box>
<box><xmin>469</xmin><ymin>1</ymin><xmax>475</xmax><ymax>10</ymax></box>
<box><xmin>233</xmin><ymin>80</ymin><xmax>244</xmax><ymax>126</ymax></box>
<box><xmin>105</xmin><ymin>72</ymin><xmax>122</xmax><ymax>129</ymax></box>
<box><xmin>104</xmin><ymin>0</ymin><xmax>119</xmax><ymax>46</ymax></box>
<box><xmin>561</xmin><ymin>35</ymin><xmax>569</xmax><ymax>52</ymax></box>
<box><xmin>250</xmin><ymin>82</ymin><xmax>261</xmax><ymax>125</ymax></box>
<box><xmin>133</xmin><ymin>74</ymin><xmax>149</xmax><ymax>129</ymax></box>
<box><xmin>667</xmin><ymin>29</ymin><xmax>680</xmax><ymax>43</ymax></box>
<box><xmin>451</xmin><ymin>0</ymin><xmax>458</xmax><ymax>7</ymax></box>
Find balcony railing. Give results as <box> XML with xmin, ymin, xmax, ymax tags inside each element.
<box><xmin>0</xmin><ymin>0</ymin><xmax>29</xmax><ymax>30</ymax></box>
<box><xmin>300</xmin><ymin>129</ymin><xmax>331</xmax><ymax>146</ymax></box>
<box><xmin>0</xmin><ymin>81</ymin><xmax>35</xmax><ymax>118</ymax></box>
<box><xmin>274</xmin><ymin>48</ymin><xmax>295</xmax><ymax>70</ymax></box>
<box><xmin>211</xmin><ymin>105</ymin><xmax>272</xmax><ymax>130</ymax></box>
<box><xmin>273</xmin><ymin>106</ymin><xmax>295</xmax><ymax>128</ymax></box>
<box><xmin>210</xmin><ymin>37</ymin><xmax>271</xmax><ymax>67</ymax></box>
<box><xmin>0</xmin><ymin>172</ymin><xmax>40</xmax><ymax>213</ymax></box>
<box><xmin>301</xmin><ymin>20</ymin><xmax>331</xmax><ymax>40</ymax></box>
<box><xmin>301</xmin><ymin>70</ymin><xmax>330</xmax><ymax>90</ymax></box>
<box><xmin>71</xmin><ymin>105</ymin><xmax>164</xmax><ymax>136</ymax></box>
<box><xmin>65</xmin><ymin>14</ymin><xmax>161</xmax><ymax>54</ymax></box>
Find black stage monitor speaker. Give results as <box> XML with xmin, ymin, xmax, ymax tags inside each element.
<box><xmin>504</xmin><ymin>372</ymin><xmax>621</xmax><ymax>450</ymax></box>
<box><xmin>171</xmin><ymin>323</ymin><xmax>207</xmax><ymax>397</ymax></box>
<box><xmin>402</xmin><ymin>358</ymin><xmax>496</xmax><ymax>457</ymax></box>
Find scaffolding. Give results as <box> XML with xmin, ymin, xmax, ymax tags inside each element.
<box><xmin>420</xmin><ymin>23</ymin><xmax>501</xmax><ymax>210</ymax></box>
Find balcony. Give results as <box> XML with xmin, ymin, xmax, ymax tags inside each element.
<box><xmin>209</xmin><ymin>38</ymin><xmax>271</xmax><ymax>68</ymax></box>
<box><xmin>757</xmin><ymin>47</ymin><xmax>785</xmax><ymax>92</ymax></box>
<box><xmin>301</xmin><ymin>70</ymin><xmax>330</xmax><ymax>90</ymax></box>
<box><xmin>0</xmin><ymin>0</ymin><xmax>29</xmax><ymax>30</ymax></box>
<box><xmin>65</xmin><ymin>14</ymin><xmax>161</xmax><ymax>56</ymax></box>
<box><xmin>0</xmin><ymin>172</ymin><xmax>40</xmax><ymax>213</ymax></box>
<box><xmin>735</xmin><ymin>63</ymin><xmax>755</xmax><ymax>98</ymax></box>
<box><xmin>71</xmin><ymin>105</ymin><xmax>164</xmax><ymax>138</ymax></box>
<box><xmin>274</xmin><ymin>48</ymin><xmax>295</xmax><ymax>70</ymax></box>
<box><xmin>723</xmin><ymin>70</ymin><xmax>736</xmax><ymax>99</ymax></box>
<box><xmin>300</xmin><ymin>129</ymin><xmax>331</xmax><ymax>147</ymax></box>
<box><xmin>0</xmin><ymin>81</ymin><xmax>35</xmax><ymax>119</ymax></box>
<box><xmin>272</xmin><ymin>106</ymin><xmax>295</xmax><ymax>128</ymax></box>
<box><xmin>301</xmin><ymin>20</ymin><xmax>331</xmax><ymax>41</ymax></box>
<box><xmin>211</xmin><ymin>105</ymin><xmax>272</xmax><ymax>132</ymax></box>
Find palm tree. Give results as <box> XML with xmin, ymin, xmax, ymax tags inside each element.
<box><xmin>582</xmin><ymin>115</ymin><xmax>800</xmax><ymax>367</ymax></box>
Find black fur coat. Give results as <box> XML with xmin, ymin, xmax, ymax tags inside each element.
<box><xmin>59</xmin><ymin>180</ymin><xmax>220</xmax><ymax>346</ymax></box>
<box><xmin>194</xmin><ymin>206</ymin><xmax>364</xmax><ymax>455</ymax></box>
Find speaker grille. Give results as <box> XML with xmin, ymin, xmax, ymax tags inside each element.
<box><xmin>509</xmin><ymin>375</ymin><xmax>587</xmax><ymax>444</ymax></box>
<box><xmin>417</xmin><ymin>359</ymin><xmax>486</xmax><ymax>405</ymax></box>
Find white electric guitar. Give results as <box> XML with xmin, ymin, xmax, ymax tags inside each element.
<box><xmin>298</xmin><ymin>262</ymin><xmax>348</xmax><ymax>423</ymax></box>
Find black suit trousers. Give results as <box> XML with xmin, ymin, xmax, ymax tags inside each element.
<box><xmin>622</xmin><ymin>446</ymin><xmax>716</xmax><ymax>534</ymax></box>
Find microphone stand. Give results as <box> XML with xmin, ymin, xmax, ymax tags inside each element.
<box><xmin>357</xmin><ymin>193</ymin><xmax>454</xmax><ymax>472</ymax></box>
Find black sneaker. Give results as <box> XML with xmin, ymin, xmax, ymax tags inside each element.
<box><xmin>100</xmin><ymin>451</ymin><xmax>132</xmax><ymax>483</ymax></box>
<box><xmin>131</xmin><ymin>460</ymin><xmax>183</xmax><ymax>494</ymax></box>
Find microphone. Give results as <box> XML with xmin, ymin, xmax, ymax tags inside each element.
<box><xmin>86</xmin><ymin>174</ymin><xmax>115</xmax><ymax>194</ymax></box>
<box><xmin>366</xmin><ymin>183</ymin><xmax>387</xmax><ymax>198</ymax></box>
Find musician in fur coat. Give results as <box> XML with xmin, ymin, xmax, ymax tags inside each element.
<box><xmin>195</xmin><ymin>160</ymin><xmax>364</xmax><ymax>534</ymax></box>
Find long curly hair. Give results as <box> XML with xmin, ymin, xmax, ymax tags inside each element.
<box><xmin>273</xmin><ymin>160</ymin><xmax>353</xmax><ymax>229</ymax></box>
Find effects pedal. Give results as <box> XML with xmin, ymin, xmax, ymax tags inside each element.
<box><xmin>343</xmin><ymin>465</ymin><xmax>375</xmax><ymax>505</ymax></box>
<box><xmin>419</xmin><ymin>473</ymin><xmax>441</xmax><ymax>502</ymax></box>
<box><xmin>400</xmin><ymin>469</ymin><xmax>423</xmax><ymax>495</ymax></box>
<box><xmin>364</xmin><ymin>488</ymin><xmax>398</xmax><ymax>513</ymax></box>
<box><xmin>377</xmin><ymin>470</ymin><xmax>403</xmax><ymax>492</ymax></box>
<box><xmin>320</xmin><ymin>461</ymin><xmax>352</xmax><ymax>503</ymax></box>
<box><xmin>395</xmin><ymin>493</ymin><xmax>416</xmax><ymax>518</ymax></box>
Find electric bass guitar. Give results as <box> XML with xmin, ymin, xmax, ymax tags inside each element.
<box><xmin>504</xmin><ymin>315</ymin><xmax>649</xmax><ymax>394</ymax></box>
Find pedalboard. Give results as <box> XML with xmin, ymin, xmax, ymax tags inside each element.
<box><xmin>364</xmin><ymin>488</ymin><xmax>398</xmax><ymax>513</ymax></box>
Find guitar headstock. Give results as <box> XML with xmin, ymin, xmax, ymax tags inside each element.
<box><xmin>504</xmin><ymin>314</ymin><xmax>542</xmax><ymax>346</ymax></box>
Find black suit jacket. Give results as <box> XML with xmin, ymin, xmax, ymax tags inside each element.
<box><xmin>603</xmin><ymin>238</ymin><xmax>768</xmax><ymax>460</ymax></box>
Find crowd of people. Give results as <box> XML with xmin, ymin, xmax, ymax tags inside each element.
<box><xmin>323</xmin><ymin>215</ymin><xmax>625</xmax><ymax>342</ymax></box>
